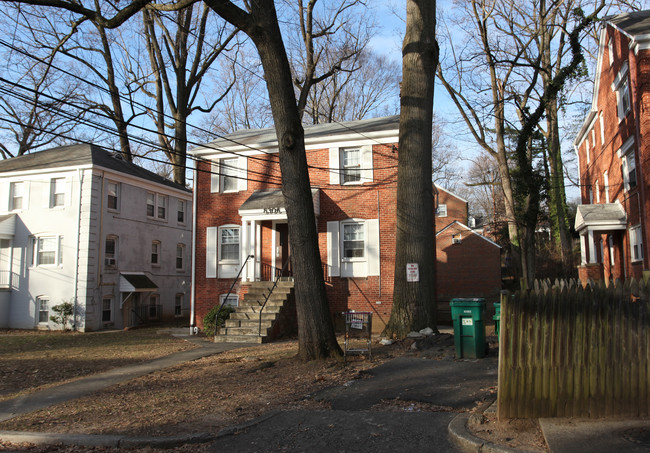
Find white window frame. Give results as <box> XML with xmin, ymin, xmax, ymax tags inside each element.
<box><xmin>146</xmin><ymin>192</ymin><xmax>168</xmax><ymax>220</ymax></box>
<box><xmin>107</xmin><ymin>181</ymin><xmax>119</xmax><ymax>211</ymax></box>
<box><xmin>341</xmin><ymin>148</ymin><xmax>362</xmax><ymax>184</ymax></box>
<box><xmin>452</xmin><ymin>233</ymin><xmax>462</xmax><ymax>244</ymax></box>
<box><xmin>51</xmin><ymin>177</ymin><xmax>65</xmax><ymax>208</ymax></box>
<box><xmin>10</xmin><ymin>181</ymin><xmax>24</xmax><ymax>211</ymax></box>
<box><xmin>329</xmin><ymin>145</ymin><xmax>373</xmax><ymax>185</ymax></box>
<box><xmin>218</xmin><ymin>226</ymin><xmax>240</xmax><ymax>263</ymax></box>
<box><xmin>105</xmin><ymin>235</ymin><xmax>118</xmax><ymax>269</ymax></box>
<box><xmin>30</xmin><ymin>235</ymin><xmax>63</xmax><ymax>267</ymax></box>
<box><xmin>37</xmin><ymin>296</ymin><xmax>49</xmax><ymax>324</ymax></box>
<box><xmin>177</xmin><ymin>199</ymin><xmax>185</xmax><ymax>223</ymax></box>
<box><xmin>175</xmin><ymin>293</ymin><xmax>184</xmax><ymax>316</ymax></box>
<box><xmin>437</xmin><ymin>203</ymin><xmax>448</xmax><ymax>217</ymax></box>
<box><xmin>599</xmin><ymin>112</ymin><xmax>605</xmax><ymax>146</ymax></box>
<box><xmin>341</xmin><ymin>221</ymin><xmax>365</xmax><ymax>262</ymax></box>
<box><xmin>102</xmin><ymin>296</ymin><xmax>113</xmax><ymax>323</ymax></box>
<box><xmin>595</xmin><ymin>180</ymin><xmax>600</xmax><ymax>203</ymax></box>
<box><xmin>176</xmin><ymin>243</ymin><xmax>185</xmax><ymax>270</ymax></box>
<box><xmin>220</xmin><ymin>293</ymin><xmax>239</xmax><ymax>307</ymax></box>
<box><xmin>613</xmin><ymin>63</ymin><xmax>631</xmax><ymax>121</ymax></box>
<box><xmin>604</xmin><ymin>171</ymin><xmax>610</xmax><ymax>203</ymax></box>
<box><xmin>618</xmin><ymin>138</ymin><xmax>637</xmax><ymax>192</ymax></box>
<box><xmin>326</xmin><ymin>219</ymin><xmax>380</xmax><ymax>278</ymax></box>
<box><xmin>151</xmin><ymin>240</ymin><xmax>160</xmax><ymax>266</ymax></box>
<box><xmin>211</xmin><ymin>157</ymin><xmax>247</xmax><ymax>193</ymax></box>
<box><xmin>629</xmin><ymin>224</ymin><xmax>643</xmax><ymax>263</ymax></box>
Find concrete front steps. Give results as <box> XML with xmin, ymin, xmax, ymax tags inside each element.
<box><xmin>214</xmin><ymin>280</ymin><xmax>295</xmax><ymax>344</ymax></box>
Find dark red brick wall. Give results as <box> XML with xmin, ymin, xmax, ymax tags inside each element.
<box><xmin>576</xmin><ymin>24</ymin><xmax>650</xmax><ymax>279</ymax></box>
<box><xmin>436</xmin><ymin>223</ymin><xmax>501</xmax><ymax>303</ymax></box>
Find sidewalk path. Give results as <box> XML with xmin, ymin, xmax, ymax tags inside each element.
<box><xmin>0</xmin><ymin>334</ymin><xmax>248</xmax><ymax>423</ymax></box>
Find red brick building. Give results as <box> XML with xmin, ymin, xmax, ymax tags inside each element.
<box><xmin>574</xmin><ymin>11</ymin><xmax>650</xmax><ymax>284</ymax></box>
<box><xmin>434</xmin><ymin>187</ymin><xmax>502</xmax><ymax>322</ymax></box>
<box><xmin>189</xmin><ymin>116</ymin><xmax>501</xmax><ymax>337</ymax></box>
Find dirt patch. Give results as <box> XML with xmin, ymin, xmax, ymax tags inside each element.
<box><xmin>0</xmin><ymin>328</ymin><xmax>195</xmax><ymax>401</ymax></box>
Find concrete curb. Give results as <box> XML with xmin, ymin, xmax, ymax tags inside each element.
<box><xmin>447</xmin><ymin>413</ymin><xmax>538</xmax><ymax>453</ymax></box>
<box><xmin>0</xmin><ymin>410</ymin><xmax>280</xmax><ymax>449</ymax></box>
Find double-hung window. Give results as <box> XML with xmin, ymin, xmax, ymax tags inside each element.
<box><xmin>51</xmin><ymin>178</ymin><xmax>65</xmax><ymax>207</ymax></box>
<box><xmin>146</xmin><ymin>192</ymin><xmax>167</xmax><ymax>220</ymax></box>
<box><xmin>342</xmin><ymin>223</ymin><xmax>364</xmax><ymax>259</ymax></box>
<box><xmin>175</xmin><ymin>294</ymin><xmax>183</xmax><ymax>316</ymax></box>
<box><xmin>613</xmin><ymin>63</ymin><xmax>631</xmax><ymax>121</ymax></box>
<box><xmin>102</xmin><ymin>297</ymin><xmax>113</xmax><ymax>322</ymax></box>
<box><xmin>630</xmin><ymin>225</ymin><xmax>643</xmax><ymax>262</ymax></box>
<box><xmin>211</xmin><ymin>157</ymin><xmax>247</xmax><ymax>193</ymax></box>
<box><xmin>220</xmin><ymin>228</ymin><xmax>240</xmax><ymax>261</ymax></box>
<box><xmin>37</xmin><ymin>296</ymin><xmax>49</xmax><ymax>324</ymax></box>
<box><xmin>341</xmin><ymin>148</ymin><xmax>361</xmax><ymax>184</ymax></box>
<box><xmin>30</xmin><ymin>236</ymin><xmax>62</xmax><ymax>267</ymax></box>
<box><xmin>177</xmin><ymin>200</ymin><xmax>185</xmax><ymax>223</ymax></box>
<box><xmin>151</xmin><ymin>241</ymin><xmax>160</xmax><ymax>266</ymax></box>
<box><xmin>176</xmin><ymin>244</ymin><xmax>184</xmax><ymax>270</ymax></box>
<box><xmin>618</xmin><ymin>138</ymin><xmax>637</xmax><ymax>192</ymax></box>
<box><xmin>10</xmin><ymin>182</ymin><xmax>24</xmax><ymax>210</ymax></box>
<box><xmin>327</xmin><ymin>219</ymin><xmax>380</xmax><ymax>278</ymax></box>
<box><xmin>107</xmin><ymin>181</ymin><xmax>119</xmax><ymax>210</ymax></box>
<box><xmin>437</xmin><ymin>204</ymin><xmax>448</xmax><ymax>217</ymax></box>
<box><xmin>105</xmin><ymin>236</ymin><xmax>117</xmax><ymax>269</ymax></box>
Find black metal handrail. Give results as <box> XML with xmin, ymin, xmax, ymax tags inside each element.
<box><xmin>214</xmin><ymin>254</ymin><xmax>254</xmax><ymax>336</ymax></box>
<box><xmin>258</xmin><ymin>259</ymin><xmax>291</xmax><ymax>337</ymax></box>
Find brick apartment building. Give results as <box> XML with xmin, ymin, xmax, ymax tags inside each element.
<box><xmin>575</xmin><ymin>10</ymin><xmax>650</xmax><ymax>284</ymax></box>
<box><xmin>189</xmin><ymin>116</ymin><xmax>501</xmax><ymax>339</ymax></box>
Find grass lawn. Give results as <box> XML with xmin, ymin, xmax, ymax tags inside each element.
<box><xmin>0</xmin><ymin>327</ymin><xmax>196</xmax><ymax>401</ymax></box>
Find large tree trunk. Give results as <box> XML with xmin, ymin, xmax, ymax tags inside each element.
<box><xmin>385</xmin><ymin>0</ymin><xmax>438</xmax><ymax>338</ymax></box>
<box><xmin>219</xmin><ymin>0</ymin><xmax>340</xmax><ymax>360</ymax></box>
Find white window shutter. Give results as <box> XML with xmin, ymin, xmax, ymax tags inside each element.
<box><xmin>65</xmin><ymin>177</ymin><xmax>73</xmax><ymax>206</ymax></box>
<box><xmin>0</xmin><ymin>181</ymin><xmax>9</xmax><ymax>212</ymax></box>
<box><xmin>206</xmin><ymin>227</ymin><xmax>217</xmax><ymax>278</ymax></box>
<box><xmin>238</xmin><ymin>156</ymin><xmax>248</xmax><ymax>191</ymax></box>
<box><xmin>329</xmin><ymin>148</ymin><xmax>340</xmax><ymax>185</ymax></box>
<box><xmin>327</xmin><ymin>221</ymin><xmax>340</xmax><ymax>277</ymax></box>
<box><xmin>366</xmin><ymin>219</ymin><xmax>380</xmax><ymax>276</ymax></box>
<box><xmin>210</xmin><ymin>161</ymin><xmax>220</xmax><ymax>193</ymax></box>
<box><xmin>361</xmin><ymin>145</ymin><xmax>373</xmax><ymax>183</ymax></box>
<box><xmin>23</xmin><ymin>181</ymin><xmax>30</xmax><ymax>209</ymax></box>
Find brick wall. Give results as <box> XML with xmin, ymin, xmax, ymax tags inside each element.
<box><xmin>436</xmin><ymin>223</ymin><xmax>501</xmax><ymax>322</ymax></box>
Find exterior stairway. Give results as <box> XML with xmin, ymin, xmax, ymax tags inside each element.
<box><xmin>214</xmin><ymin>280</ymin><xmax>295</xmax><ymax>344</ymax></box>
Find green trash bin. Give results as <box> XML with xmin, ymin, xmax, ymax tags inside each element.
<box><xmin>493</xmin><ymin>302</ymin><xmax>501</xmax><ymax>337</ymax></box>
<box><xmin>450</xmin><ymin>298</ymin><xmax>487</xmax><ymax>359</ymax></box>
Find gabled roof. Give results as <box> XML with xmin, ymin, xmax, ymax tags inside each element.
<box><xmin>0</xmin><ymin>144</ymin><xmax>189</xmax><ymax>193</ymax></box>
<box><xmin>434</xmin><ymin>184</ymin><xmax>468</xmax><ymax>204</ymax></box>
<box><xmin>575</xmin><ymin>10</ymin><xmax>650</xmax><ymax>146</ymax></box>
<box><xmin>606</xmin><ymin>10</ymin><xmax>650</xmax><ymax>38</ymax></box>
<box><xmin>190</xmin><ymin>115</ymin><xmax>400</xmax><ymax>157</ymax></box>
<box><xmin>574</xmin><ymin>203</ymin><xmax>627</xmax><ymax>232</ymax></box>
<box><xmin>436</xmin><ymin>220</ymin><xmax>501</xmax><ymax>248</ymax></box>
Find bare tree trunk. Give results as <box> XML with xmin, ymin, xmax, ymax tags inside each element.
<box><xmin>385</xmin><ymin>0</ymin><xmax>438</xmax><ymax>337</ymax></box>
<box><xmin>207</xmin><ymin>0</ymin><xmax>341</xmax><ymax>360</ymax></box>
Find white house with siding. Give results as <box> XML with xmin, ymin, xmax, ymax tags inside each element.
<box><xmin>0</xmin><ymin>144</ymin><xmax>192</xmax><ymax>331</ymax></box>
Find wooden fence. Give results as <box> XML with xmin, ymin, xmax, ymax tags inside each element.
<box><xmin>497</xmin><ymin>278</ymin><xmax>650</xmax><ymax>419</ymax></box>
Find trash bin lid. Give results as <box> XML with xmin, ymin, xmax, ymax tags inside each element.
<box><xmin>449</xmin><ymin>298</ymin><xmax>485</xmax><ymax>306</ymax></box>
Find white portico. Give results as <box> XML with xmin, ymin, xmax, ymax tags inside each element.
<box><xmin>238</xmin><ymin>188</ymin><xmax>320</xmax><ymax>282</ymax></box>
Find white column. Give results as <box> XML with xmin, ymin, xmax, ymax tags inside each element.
<box><xmin>580</xmin><ymin>232</ymin><xmax>587</xmax><ymax>265</ymax></box>
<box><xmin>241</xmin><ymin>220</ymin><xmax>249</xmax><ymax>282</ymax></box>
<box><xmin>588</xmin><ymin>230</ymin><xmax>596</xmax><ymax>264</ymax></box>
<box><xmin>250</xmin><ymin>220</ymin><xmax>257</xmax><ymax>281</ymax></box>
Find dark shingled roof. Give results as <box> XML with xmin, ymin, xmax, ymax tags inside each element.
<box><xmin>0</xmin><ymin>143</ymin><xmax>189</xmax><ymax>193</ymax></box>
<box><xmin>607</xmin><ymin>10</ymin><xmax>650</xmax><ymax>37</ymax></box>
<box><xmin>121</xmin><ymin>273</ymin><xmax>158</xmax><ymax>290</ymax></box>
